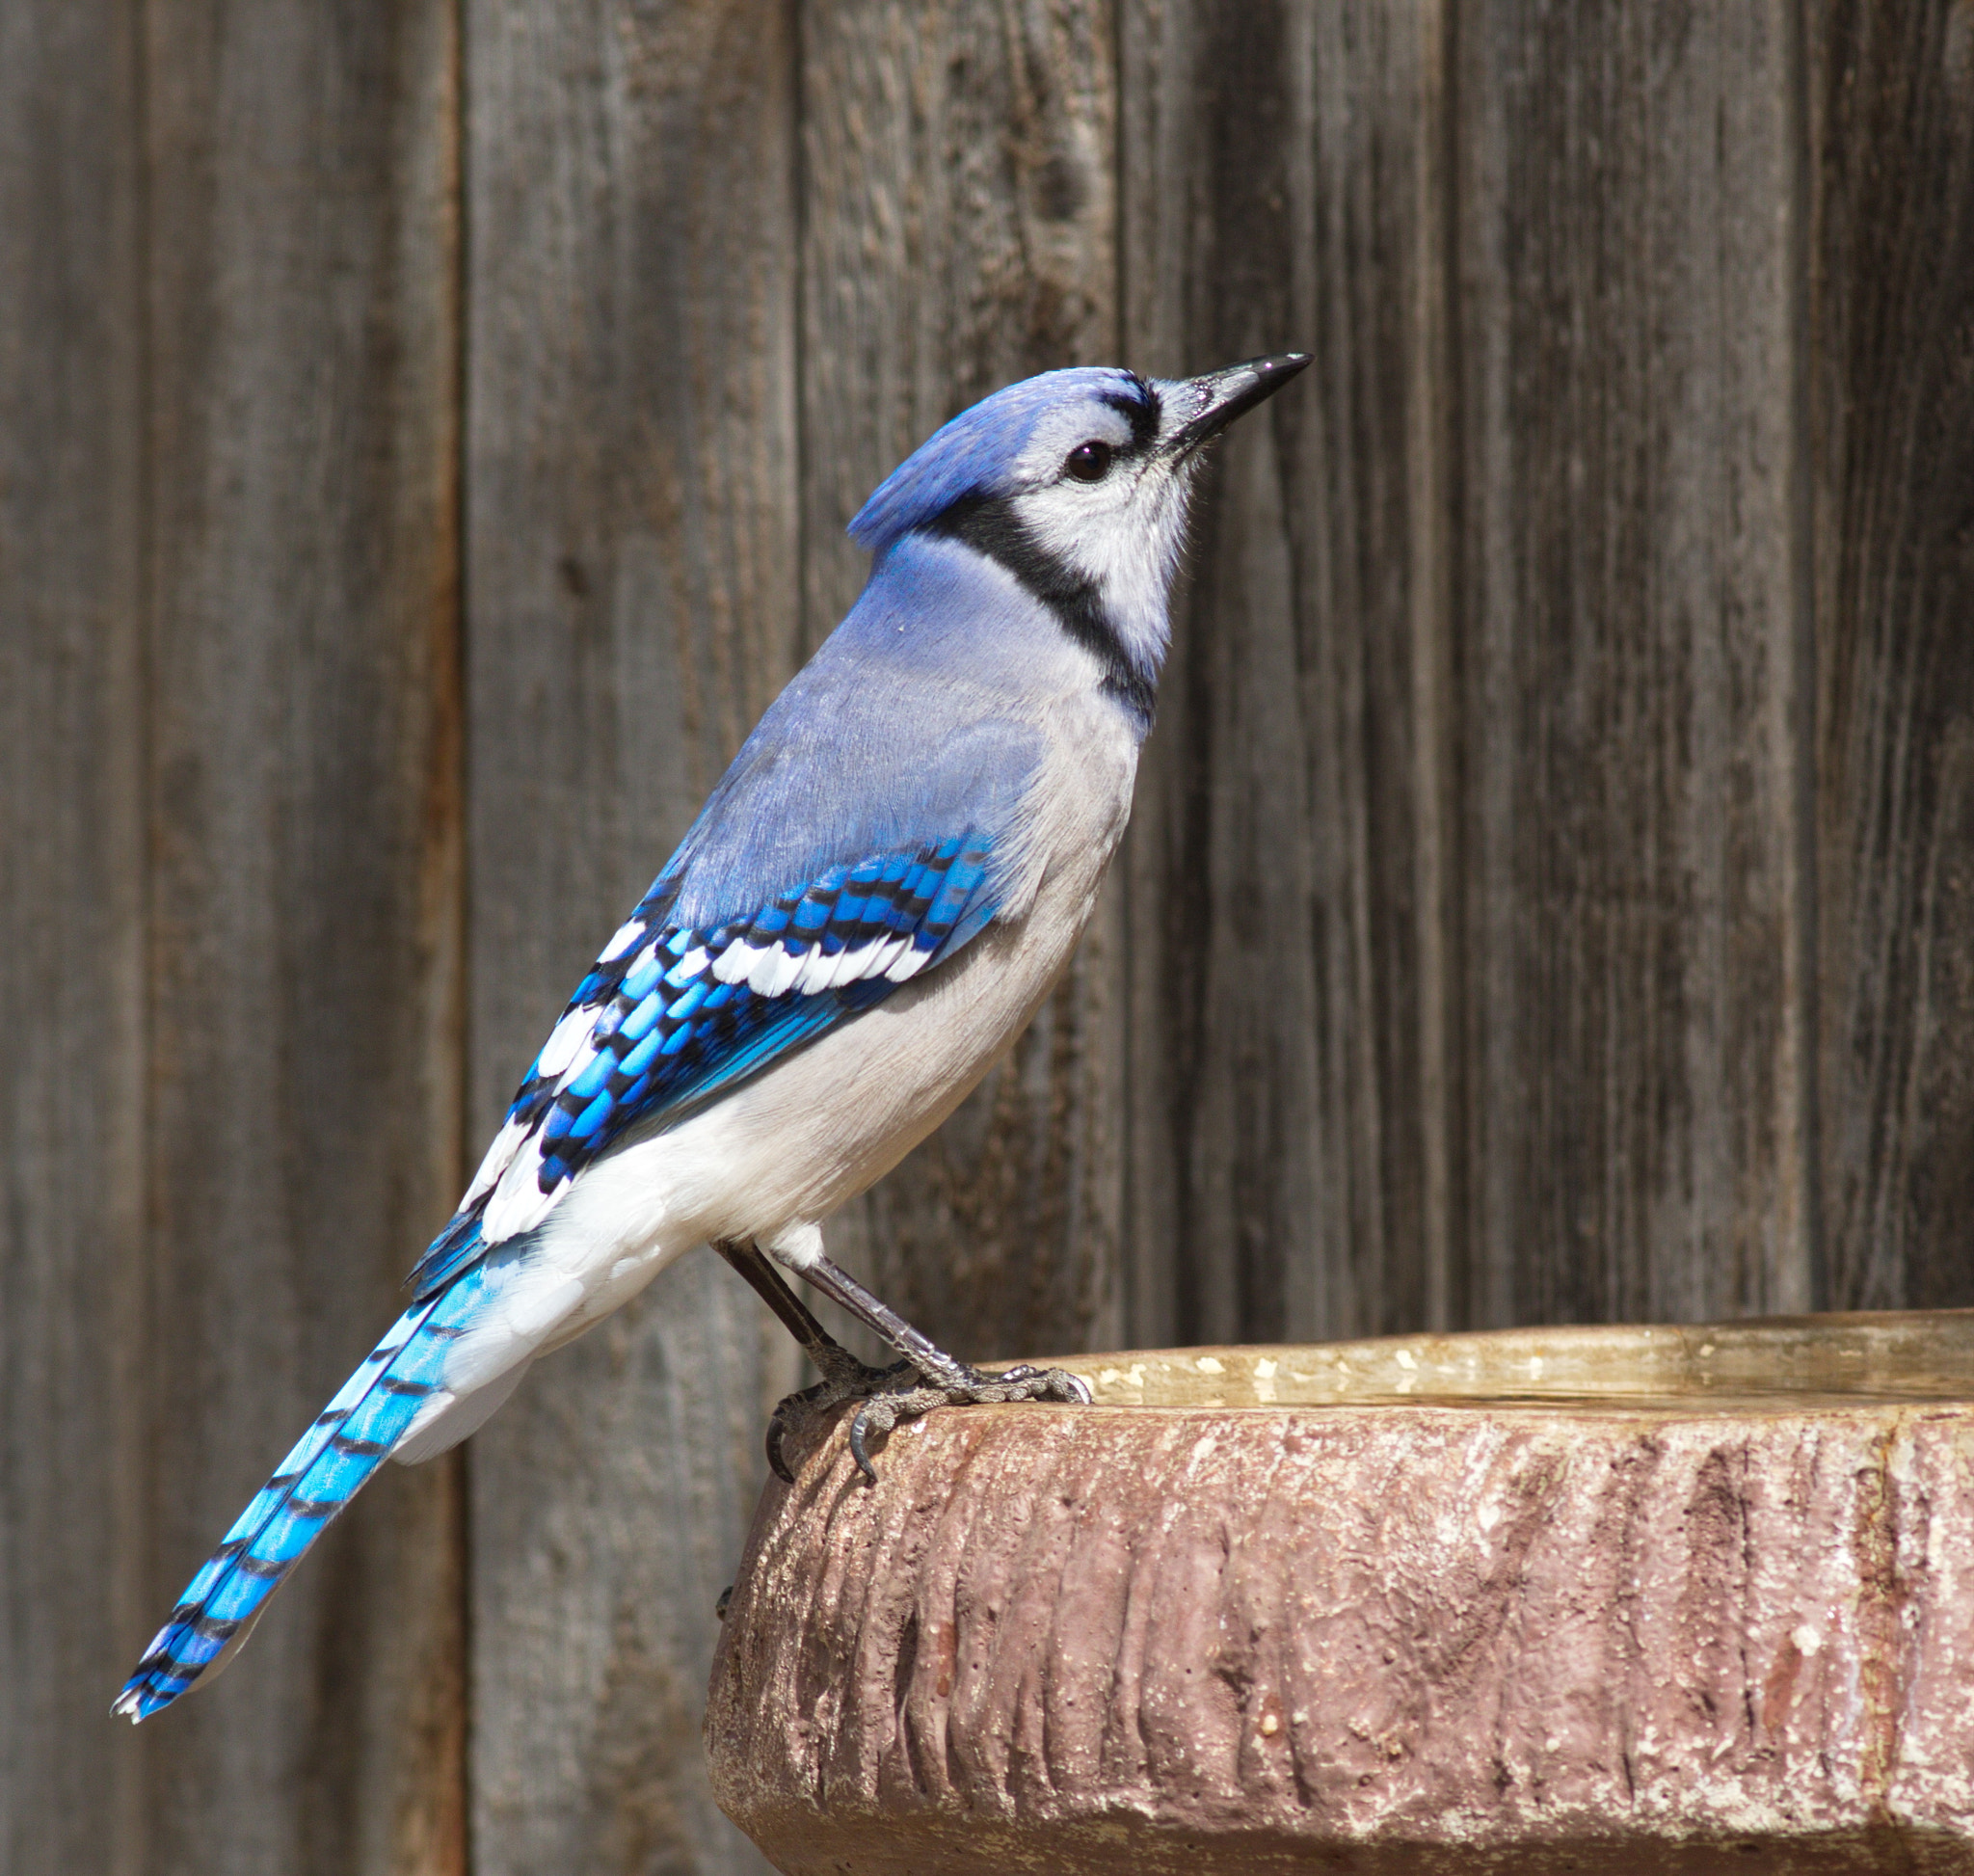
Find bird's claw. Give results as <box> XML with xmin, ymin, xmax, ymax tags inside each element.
<box><xmin>844</xmin><ymin>1361</ymin><xmax>1092</xmax><ymax>1484</ymax></box>
<box><xmin>765</xmin><ymin>1344</ymin><xmax>916</xmax><ymax>1484</ymax></box>
<box><xmin>766</xmin><ymin>1353</ymin><xmax>1092</xmax><ymax>1486</ymax></box>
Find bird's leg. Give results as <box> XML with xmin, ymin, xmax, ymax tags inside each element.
<box><xmin>710</xmin><ymin>1238</ymin><xmax>910</xmax><ymax>1483</ymax></box>
<box><xmin>767</xmin><ymin>1238</ymin><xmax>1091</xmax><ymax>1483</ymax></box>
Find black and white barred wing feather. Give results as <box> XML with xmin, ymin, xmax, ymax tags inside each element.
<box><xmin>413</xmin><ymin>823</ymin><xmax>1006</xmax><ymax>1284</ymax></box>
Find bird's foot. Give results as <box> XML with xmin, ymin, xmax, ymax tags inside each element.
<box><xmin>766</xmin><ymin>1350</ymin><xmax>1092</xmax><ymax>1485</ymax></box>
<box><xmin>842</xmin><ymin>1361</ymin><xmax>1092</xmax><ymax>1484</ymax></box>
<box><xmin>765</xmin><ymin>1341</ymin><xmax>917</xmax><ymax>1484</ymax></box>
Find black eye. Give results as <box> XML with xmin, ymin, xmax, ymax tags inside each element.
<box><xmin>1063</xmin><ymin>440</ymin><xmax>1113</xmax><ymax>482</ymax></box>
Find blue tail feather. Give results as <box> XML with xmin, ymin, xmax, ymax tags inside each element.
<box><xmin>113</xmin><ymin>1266</ymin><xmax>489</xmax><ymax>1722</ymax></box>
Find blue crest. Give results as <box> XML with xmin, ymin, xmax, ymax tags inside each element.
<box><xmin>848</xmin><ymin>366</ymin><xmax>1155</xmax><ymax>552</ymax></box>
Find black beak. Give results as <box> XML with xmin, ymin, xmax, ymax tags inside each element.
<box><xmin>1163</xmin><ymin>353</ymin><xmax>1310</xmax><ymax>454</ymax></box>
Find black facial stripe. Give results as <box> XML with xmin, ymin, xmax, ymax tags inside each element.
<box><xmin>927</xmin><ymin>493</ymin><xmax>1156</xmax><ymax>727</ymax></box>
<box><xmin>1099</xmin><ymin>380</ymin><xmax>1161</xmax><ymax>456</ymax></box>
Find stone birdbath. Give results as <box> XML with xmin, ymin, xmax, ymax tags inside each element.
<box><xmin>707</xmin><ymin>1313</ymin><xmax>1974</xmax><ymax>1873</ymax></box>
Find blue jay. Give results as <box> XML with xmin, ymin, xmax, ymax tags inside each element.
<box><xmin>116</xmin><ymin>352</ymin><xmax>1308</xmax><ymax>1722</ymax></box>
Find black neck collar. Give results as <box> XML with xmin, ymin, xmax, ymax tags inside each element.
<box><xmin>923</xmin><ymin>494</ymin><xmax>1157</xmax><ymax>730</ymax></box>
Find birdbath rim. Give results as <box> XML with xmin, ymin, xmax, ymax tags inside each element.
<box><xmin>1030</xmin><ymin>1307</ymin><xmax>1974</xmax><ymax>1417</ymax></box>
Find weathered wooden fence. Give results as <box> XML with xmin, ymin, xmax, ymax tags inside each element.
<box><xmin>5</xmin><ymin>2</ymin><xmax>1971</xmax><ymax>1871</ymax></box>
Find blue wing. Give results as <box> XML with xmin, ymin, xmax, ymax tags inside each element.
<box><xmin>411</xmin><ymin>540</ymin><xmax>1049</xmax><ymax>1298</ymax></box>
<box><xmin>411</xmin><ymin>830</ymin><xmax>1001</xmax><ymax>1296</ymax></box>
<box><xmin>410</xmin><ymin>829</ymin><xmax>1001</xmax><ymax>1296</ymax></box>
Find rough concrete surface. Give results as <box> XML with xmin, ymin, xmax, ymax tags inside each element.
<box><xmin>707</xmin><ymin>1328</ymin><xmax>1974</xmax><ymax>1874</ymax></box>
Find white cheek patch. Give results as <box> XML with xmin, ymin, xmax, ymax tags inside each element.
<box><xmin>1010</xmin><ymin>464</ymin><xmax>1191</xmax><ymax>674</ymax></box>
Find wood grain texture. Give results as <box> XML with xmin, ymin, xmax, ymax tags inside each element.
<box><xmin>1119</xmin><ymin>0</ymin><xmax>1454</xmax><ymax>1347</ymax></box>
<box><xmin>1124</xmin><ymin>0</ymin><xmax>1818</xmax><ymax>1343</ymax></box>
<box><xmin>462</xmin><ymin>3</ymin><xmax>797</xmax><ymax>1869</ymax></box>
<box><xmin>1446</xmin><ymin>0</ymin><xmax>1813</xmax><ymax>1327</ymax></box>
<box><xmin>1809</xmin><ymin>0</ymin><xmax>1974</xmax><ymax>1311</ymax></box>
<box><xmin>0</xmin><ymin>5</ymin><xmax>147</xmax><ymax>1872</ymax></box>
<box><xmin>800</xmin><ymin>0</ymin><xmax>1126</xmax><ymax>1368</ymax></box>
<box><xmin>138</xmin><ymin>5</ymin><xmax>466</xmax><ymax>1871</ymax></box>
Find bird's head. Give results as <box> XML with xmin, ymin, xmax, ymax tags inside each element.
<box><xmin>849</xmin><ymin>356</ymin><xmax>1309</xmax><ymax>724</ymax></box>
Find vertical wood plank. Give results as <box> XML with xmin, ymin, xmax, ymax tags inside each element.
<box><xmin>1810</xmin><ymin>0</ymin><xmax>1974</xmax><ymax>1309</ymax></box>
<box><xmin>800</xmin><ymin>0</ymin><xmax>1125</xmax><ymax>1365</ymax></box>
<box><xmin>139</xmin><ymin>5</ymin><xmax>466</xmax><ymax>1871</ymax></box>
<box><xmin>0</xmin><ymin>5</ymin><xmax>147</xmax><ymax>1872</ymax></box>
<box><xmin>463</xmin><ymin>2</ymin><xmax>795</xmax><ymax>1869</ymax></box>
<box><xmin>1118</xmin><ymin>0</ymin><xmax>1454</xmax><ymax>1345</ymax></box>
<box><xmin>1449</xmin><ymin>0</ymin><xmax>1812</xmax><ymax>1327</ymax></box>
